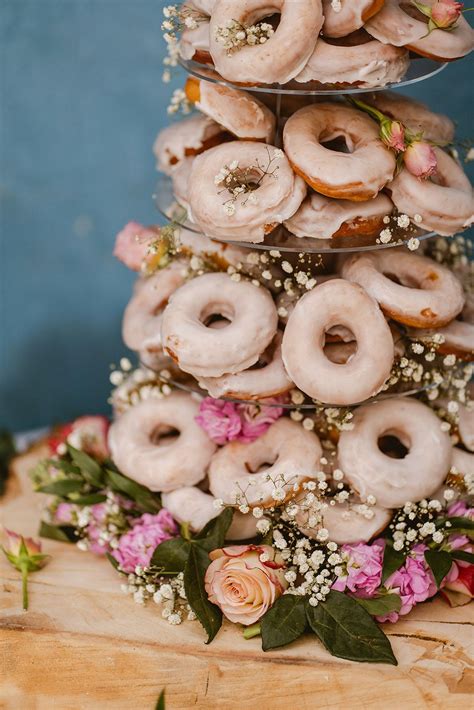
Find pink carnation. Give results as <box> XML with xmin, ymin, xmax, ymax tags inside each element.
<box><xmin>195</xmin><ymin>397</ymin><xmax>285</xmax><ymax>445</ymax></box>
<box><xmin>332</xmin><ymin>541</ymin><xmax>384</xmax><ymax>598</ymax></box>
<box><xmin>55</xmin><ymin>502</ymin><xmax>75</xmax><ymax>525</ymax></box>
<box><xmin>112</xmin><ymin>510</ymin><xmax>178</xmax><ymax>572</ymax></box>
<box><xmin>113</xmin><ymin>221</ymin><xmax>158</xmax><ymax>271</ymax></box>
<box><xmin>239</xmin><ymin>400</ymin><xmax>285</xmax><ymax>442</ymax></box>
<box><xmin>447</xmin><ymin>501</ymin><xmax>474</xmax><ymax>519</ymax></box>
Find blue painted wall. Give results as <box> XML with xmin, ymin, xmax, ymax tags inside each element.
<box><xmin>1</xmin><ymin>1</ymin><xmax>473</xmax><ymax>431</ymax></box>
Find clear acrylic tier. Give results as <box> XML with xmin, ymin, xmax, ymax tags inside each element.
<box><xmin>179</xmin><ymin>56</ymin><xmax>448</xmax><ymax>96</ymax></box>
<box><xmin>153</xmin><ymin>175</ymin><xmax>437</xmax><ymax>254</ymax></box>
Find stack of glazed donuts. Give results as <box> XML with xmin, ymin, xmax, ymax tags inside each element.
<box><xmin>179</xmin><ymin>0</ymin><xmax>473</xmax><ymax>88</ymax></box>
<box><xmin>154</xmin><ymin>88</ymin><xmax>474</xmax><ymax>242</ymax></box>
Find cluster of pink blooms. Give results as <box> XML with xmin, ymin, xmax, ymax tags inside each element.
<box><xmin>111</xmin><ymin>510</ymin><xmax>178</xmax><ymax>573</ymax></box>
<box><xmin>195</xmin><ymin>397</ymin><xmax>285</xmax><ymax>445</ymax></box>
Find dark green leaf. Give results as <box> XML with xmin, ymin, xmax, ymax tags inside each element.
<box><xmin>68</xmin><ymin>445</ymin><xmax>104</xmax><ymax>487</ymax></box>
<box><xmin>39</xmin><ymin>521</ymin><xmax>77</xmax><ymax>543</ymax></box>
<box><xmin>437</xmin><ymin>516</ymin><xmax>474</xmax><ymax>532</ymax></box>
<box><xmin>155</xmin><ymin>689</ymin><xmax>166</xmax><ymax>710</ymax></box>
<box><xmin>184</xmin><ymin>544</ymin><xmax>222</xmax><ymax>643</ymax></box>
<box><xmin>450</xmin><ymin>549</ymin><xmax>474</xmax><ymax>564</ymax></box>
<box><xmin>46</xmin><ymin>458</ymin><xmax>82</xmax><ymax>476</ymax></box>
<box><xmin>355</xmin><ymin>594</ymin><xmax>402</xmax><ymax>617</ymax></box>
<box><xmin>382</xmin><ymin>544</ymin><xmax>407</xmax><ymax>584</ymax></box>
<box><xmin>0</xmin><ymin>430</ymin><xmax>16</xmax><ymax>496</ymax></box>
<box><xmin>261</xmin><ymin>594</ymin><xmax>306</xmax><ymax>651</ymax></box>
<box><xmin>194</xmin><ymin>508</ymin><xmax>234</xmax><ymax>552</ymax></box>
<box><xmin>306</xmin><ymin>591</ymin><xmax>397</xmax><ymax>665</ymax></box>
<box><xmin>106</xmin><ymin>552</ymin><xmax>120</xmax><ymax>570</ymax></box>
<box><xmin>72</xmin><ymin>493</ymin><xmax>107</xmax><ymax>506</ymax></box>
<box><xmin>424</xmin><ymin>549</ymin><xmax>454</xmax><ymax>588</ymax></box>
<box><xmin>151</xmin><ymin>538</ymin><xmax>191</xmax><ymax>574</ymax></box>
<box><xmin>38</xmin><ymin>479</ymin><xmax>85</xmax><ymax>496</ymax></box>
<box><xmin>105</xmin><ymin>469</ymin><xmax>161</xmax><ymax>513</ymax></box>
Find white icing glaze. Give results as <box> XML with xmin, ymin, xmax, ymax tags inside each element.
<box><xmin>171</xmin><ymin>156</ymin><xmax>194</xmax><ymax>212</ymax></box>
<box><xmin>189</xmin><ymin>0</ymin><xmax>216</xmax><ymax>14</ymax></box>
<box><xmin>208</xmin><ymin>418</ymin><xmax>322</xmax><ymax>507</ymax></box>
<box><xmin>451</xmin><ymin>447</ymin><xmax>474</xmax><ymax>476</ymax></box>
<box><xmin>161</xmin><ymin>272</ymin><xmax>278</xmax><ymax>377</ymax></box>
<box><xmin>338</xmin><ymin>397</ymin><xmax>452</xmax><ymax>508</ymax></box>
<box><xmin>180</xmin><ymin>21</ymin><xmax>211</xmax><ymax>61</ymax></box>
<box><xmin>365</xmin><ymin>0</ymin><xmax>474</xmax><ymax>59</ymax></box>
<box><xmin>285</xmin><ymin>191</ymin><xmax>393</xmax><ymax>239</ymax></box>
<box><xmin>296</xmin><ymin>35</ymin><xmax>409</xmax><ymax>88</ymax></box>
<box><xmin>297</xmin><ymin>497</ymin><xmax>392</xmax><ymax>544</ymax></box>
<box><xmin>108</xmin><ymin>393</ymin><xmax>216</xmax><ymax>492</ymax></box>
<box><xmin>342</xmin><ymin>249</ymin><xmax>465</xmax><ymax>328</ymax></box>
<box><xmin>322</xmin><ymin>0</ymin><xmax>384</xmax><ymax>37</ymax></box>
<box><xmin>153</xmin><ymin>114</ymin><xmax>225</xmax><ymax>175</ymax></box>
<box><xmin>388</xmin><ymin>147</ymin><xmax>474</xmax><ymax>237</ymax></box>
<box><xmin>188</xmin><ymin>141</ymin><xmax>306</xmax><ymax>242</ymax></box>
<box><xmin>413</xmin><ymin>319</ymin><xmax>474</xmax><ymax>360</ymax></box>
<box><xmin>282</xmin><ymin>279</ymin><xmax>394</xmax><ymax>405</ymax></box>
<box><xmin>209</xmin><ymin>0</ymin><xmax>323</xmax><ymax>84</ymax></box>
<box><xmin>283</xmin><ymin>102</ymin><xmax>396</xmax><ymax>201</ymax></box>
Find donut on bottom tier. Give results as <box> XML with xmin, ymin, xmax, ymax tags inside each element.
<box><xmin>296</xmin><ymin>497</ymin><xmax>392</xmax><ymax>545</ymax></box>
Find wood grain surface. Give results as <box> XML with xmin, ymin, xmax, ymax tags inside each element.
<box><xmin>1</xmin><ymin>446</ymin><xmax>473</xmax><ymax>709</ymax></box>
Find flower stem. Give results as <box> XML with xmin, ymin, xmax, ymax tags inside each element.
<box><xmin>21</xmin><ymin>564</ymin><xmax>29</xmax><ymax>610</ymax></box>
<box><xmin>243</xmin><ymin>623</ymin><xmax>261</xmax><ymax>640</ymax></box>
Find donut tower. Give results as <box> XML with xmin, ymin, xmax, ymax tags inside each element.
<box><xmin>111</xmin><ymin>2</ymin><xmax>474</xmax><ymax>552</ymax></box>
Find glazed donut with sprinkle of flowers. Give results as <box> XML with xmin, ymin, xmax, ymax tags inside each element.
<box><xmin>198</xmin><ymin>331</ymin><xmax>293</xmax><ymax>399</ymax></box>
<box><xmin>153</xmin><ymin>114</ymin><xmax>230</xmax><ymax>175</ymax></box>
<box><xmin>185</xmin><ymin>77</ymin><xmax>276</xmax><ymax>142</ymax></box>
<box><xmin>388</xmin><ymin>147</ymin><xmax>474</xmax><ymax>237</ymax></box>
<box><xmin>295</xmin><ymin>30</ymin><xmax>409</xmax><ymax>88</ymax></box>
<box><xmin>342</xmin><ymin>249</ymin><xmax>465</xmax><ymax>328</ymax></box>
<box><xmin>161</xmin><ymin>272</ymin><xmax>278</xmax><ymax>378</ymax></box>
<box><xmin>180</xmin><ymin>19</ymin><xmax>212</xmax><ymax>63</ymax></box>
<box><xmin>209</xmin><ymin>0</ymin><xmax>323</xmax><ymax>85</ymax></box>
<box><xmin>161</xmin><ymin>487</ymin><xmax>259</xmax><ymax>539</ymax></box>
<box><xmin>188</xmin><ymin>141</ymin><xmax>306</xmax><ymax>242</ymax></box>
<box><xmin>208</xmin><ymin>418</ymin><xmax>322</xmax><ymax>507</ymax></box>
<box><xmin>322</xmin><ymin>0</ymin><xmax>385</xmax><ymax>38</ymax></box>
<box><xmin>285</xmin><ymin>190</ymin><xmax>393</xmax><ymax>240</ymax></box>
<box><xmin>364</xmin><ymin>0</ymin><xmax>474</xmax><ymax>61</ymax></box>
<box><xmin>282</xmin><ymin>279</ymin><xmax>394</xmax><ymax>405</ymax></box>
<box><xmin>411</xmin><ymin>319</ymin><xmax>474</xmax><ymax>361</ymax></box>
<box><xmin>283</xmin><ymin>103</ymin><xmax>396</xmax><ymax>201</ymax></box>
<box><xmin>108</xmin><ymin>393</ymin><xmax>217</xmax><ymax>492</ymax></box>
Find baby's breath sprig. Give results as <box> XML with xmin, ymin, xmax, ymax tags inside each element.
<box><xmin>215</xmin><ymin>148</ymin><xmax>283</xmax><ymax>216</ymax></box>
<box><xmin>214</xmin><ymin>19</ymin><xmax>275</xmax><ymax>55</ymax></box>
<box><xmin>161</xmin><ymin>4</ymin><xmax>207</xmax><ymax>83</ymax></box>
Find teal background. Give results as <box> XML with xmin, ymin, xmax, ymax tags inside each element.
<box><xmin>1</xmin><ymin>0</ymin><xmax>473</xmax><ymax>431</ymax></box>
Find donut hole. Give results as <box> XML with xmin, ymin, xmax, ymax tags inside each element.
<box><xmin>200</xmin><ymin>302</ymin><xmax>234</xmax><ymax>328</ymax></box>
<box><xmin>204</xmin><ymin>313</ymin><xmax>232</xmax><ymax>329</ymax></box>
<box><xmin>244</xmin><ymin>10</ymin><xmax>281</xmax><ymax>32</ymax></box>
<box><xmin>383</xmin><ymin>271</ymin><xmax>421</xmax><ymax>289</ymax></box>
<box><xmin>325</xmin><ymin>29</ymin><xmax>373</xmax><ymax>48</ymax></box>
<box><xmin>377</xmin><ymin>433</ymin><xmax>410</xmax><ymax>459</ymax></box>
<box><xmin>150</xmin><ymin>424</ymin><xmax>181</xmax><ymax>446</ymax></box>
<box><xmin>321</xmin><ymin>134</ymin><xmax>353</xmax><ymax>154</ymax></box>
<box><xmin>245</xmin><ymin>454</ymin><xmax>277</xmax><ymax>474</ymax></box>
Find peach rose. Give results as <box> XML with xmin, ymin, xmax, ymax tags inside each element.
<box><xmin>204</xmin><ymin>544</ymin><xmax>288</xmax><ymax>626</ymax></box>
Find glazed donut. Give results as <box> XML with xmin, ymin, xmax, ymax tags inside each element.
<box><xmin>296</xmin><ymin>497</ymin><xmax>392</xmax><ymax>544</ymax></box>
<box><xmin>209</xmin><ymin>0</ymin><xmax>323</xmax><ymax>85</ymax></box>
<box><xmin>282</xmin><ymin>279</ymin><xmax>394</xmax><ymax>405</ymax></box>
<box><xmin>342</xmin><ymin>250</ymin><xmax>465</xmax><ymax>328</ymax></box>
<box><xmin>180</xmin><ymin>20</ymin><xmax>212</xmax><ymax>64</ymax></box>
<box><xmin>188</xmin><ymin>141</ymin><xmax>306</xmax><ymax>242</ymax></box>
<box><xmin>171</xmin><ymin>156</ymin><xmax>194</xmax><ymax>212</ymax></box>
<box><xmin>153</xmin><ymin>115</ymin><xmax>229</xmax><ymax>175</ymax></box>
<box><xmin>108</xmin><ymin>393</ymin><xmax>217</xmax><ymax>492</ymax></box>
<box><xmin>458</xmin><ymin>399</ymin><xmax>474</xmax><ymax>452</ymax></box>
<box><xmin>122</xmin><ymin>264</ymin><xmax>186</xmax><ymax>357</ymax></box>
<box><xmin>285</xmin><ymin>191</ymin><xmax>393</xmax><ymax>240</ymax></box>
<box><xmin>451</xmin><ymin>447</ymin><xmax>474</xmax><ymax>477</ymax></box>
<box><xmin>322</xmin><ymin>0</ymin><xmax>385</xmax><ymax>38</ymax></box>
<box><xmin>185</xmin><ymin>77</ymin><xmax>276</xmax><ymax>142</ymax></box>
<box><xmin>413</xmin><ymin>320</ymin><xmax>474</xmax><ymax>361</ymax></box>
<box><xmin>338</xmin><ymin>397</ymin><xmax>452</xmax><ymax>508</ymax></box>
<box><xmin>361</xmin><ymin>91</ymin><xmax>455</xmax><ymax>144</ymax></box>
<box><xmin>188</xmin><ymin>0</ymin><xmax>216</xmax><ymax>14</ymax></box>
<box><xmin>208</xmin><ymin>418</ymin><xmax>322</xmax><ymax>507</ymax></box>
<box><xmin>296</xmin><ymin>31</ymin><xmax>409</xmax><ymax>88</ymax></box>
<box><xmin>161</xmin><ymin>272</ymin><xmax>278</xmax><ymax>377</ymax></box>
<box><xmin>283</xmin><ymin>103</ymin><xmax>396</xmax><ymax>201</ymax></box>
<box><xmin>198</xmin><ymin>331</ymin><xmax>293</xmax><ymax>399</ymax></box>
<box><xmin>388</xmin><ymin>148</ymin><xmax>474</xmax><ymax>237</ymax></box>
<box><xmin>365</xmin><ymin>0</ymin><xmax>474</xmax><ymax>61</ymax></box>
<box><xmin>161</xmin><ymin>487</ymin><xmax>258</xmax><ymax>539</ymax></box>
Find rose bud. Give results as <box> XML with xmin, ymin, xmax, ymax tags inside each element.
<box><xmin>403</xmin><ymin>141</ymin><xmax>438</xmax><ymax>179</ymax></box>
<box><xmin>113</xmin><ymin>221</ymin><xmax>159</xmax><ymax>271</ymax></box>
<box><xmin>380</xmin><ymin>119</ymin><xmax>406</xmax><ymax>152</ymax></box>
<box><xmin>49</xmin><ymin>415</ymin><xmax>110</xmax><ymax>460</ymax></box>
<box><xmin>431</xmin><ymin>0</ymin><xmax>464</xmax><ymax>28</ymax></box>
<box><xmin>1</xmin><ymin>529</ymin><xmax>49</xmax><ymax>610</ymax></box>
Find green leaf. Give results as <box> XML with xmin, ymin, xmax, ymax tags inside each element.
<box><xmin>355</xmin><ymin>594</ymin><xmax>402</xmax><ymax>617</ymax></box>
<box><xmin>38</xmin><ymin>521</ymin><xmax>77</xmax><ymax>543</ymax></box>
<box><xmin>306</xmin><ymin>591</ymin><xmax>397</xmax><ymax>665</ymax></box>
<box><xmin>45</xmin><ymin>458</ymin><xmax>82</xmax><ymax>476</ymax></box>
<box><xmin>184</xmin><ymin>544</ymin><xmax>222</xmax><ymax>643</ymax></box>
<box><xmin>194</xmin><ymin>508</ymin><xmax>234</xmax><ymax>552</ymax></box>
<box><xmin>261</xmin><ymin>594</ymin><xmax>307</xmax><ymax>651</ymax></box>
<box><xmin>151</xmin><ymin>538</ymin><xmax>191</xmax><ymax>574</ymax></box>
<box><xmin>38</xmin><ymin>479</ymin><xmax>85</xmax><ymax>496</ymax></box>
<box><xmin>424</xmin><ymin>549</ymin><xmax>454</xmax><ymax>588</ymax></box>
<box><xmin>105</xmin><ymin>469</ymin><xmax>161</xmax><ymax>513</ymax></box>
<box><xmin>438</xmin><ymin>516</ymin><xmax>474</xmax><ymax>532</ymax></box>
<box><xmin>382</xmin><ymin>544</ymin><xmax>407</xmax><ymax>584</ymax></box>
<box><xmin>68</xmin><ymin>445</ymin><xmax>104</xmax><ymax>487</ymax></box>
<box><xmin>105</xmin><ymin>552</ymin><xmax>120</xmax><ymax>570</ymax></box>
<box><xmin>155</xmin><ymin>689</ymin><xmax>166</xmax><ymax>710</ymax></box>
<box><xmin>450</xmin><ymin>549</ymin><xmax>474</xmax><ymax>565</ymax></box>
<box><xmin>72</xmin><ymin>493</ymin><xmax>107</xmax><ymax>506</ymax></box>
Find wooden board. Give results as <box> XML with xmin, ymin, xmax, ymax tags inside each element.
<box><xmin>1</xmin><ymin>446</ymin><xmax>473</xmax><ymax>710</ymax></box>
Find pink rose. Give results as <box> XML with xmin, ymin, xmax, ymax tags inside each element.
<box><xmin>332</xmin><ymin>541</ymin><xmax>384</xmax><ymax>598</ymax></box>
<box><xmin>239</xmin><ymin>400</ymin><xmax>285</xmax><ymax>442</ymax></box>
<box><xmin>195</xmin><ymin>398</ymin><xmax>285</xmax><ymax>445</ymax></box>
<box><xmin>204</xmin><ymin>545</ymin><xmax>288</xmax><ymax>625</ymax></box>
<box><xmin>112</xmin><ymin>510</ymin><xmax>178</xmax><ymax>572</ymax></box>
<box><xmin>431</xmin><ymin>0</ymin><xmax>464</xmax><ymax>28</ymax></box>
<box><xmin>404</xmin><ymin>141</ymin><xmax>437</xmax><ymax>179</ymax></box>
<box><xmin>380</xmin><ymin>119</ymin><xmax>406</xmax><ymax>152</ymax></box>
<box><xmin>49</xmin><ymin>415</ymin><xmax>110</xmax><ymax>461</ymax></box>
<box><xmin>113</xmin><ymin>221</ymin><xmax>158</xmax><ymax>271</ymax></box>
<box><xmin>1</xmin><ymin>528</ymin><xmax>42</xmax><ymax>557</ymax></box>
